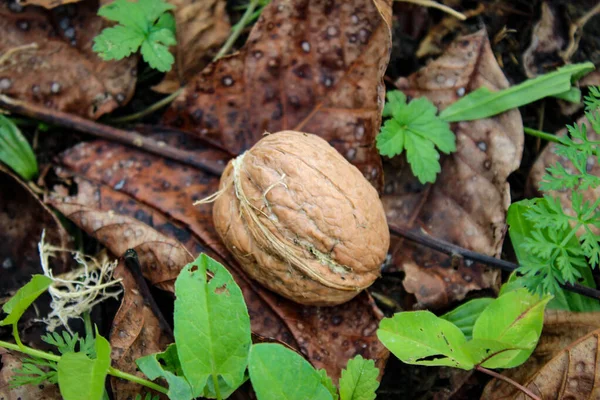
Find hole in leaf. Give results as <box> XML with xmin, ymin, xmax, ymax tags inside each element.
<box><xmin>214</xmin><ymin>284</ymin><xmax>229</xmax><ymax>296</ymax></box>
<box><xmin>416</xmin><ymin>354</ymin><xmax>449</xmax><ymax>362</ymax></box>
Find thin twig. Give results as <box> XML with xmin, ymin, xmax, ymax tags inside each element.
<box><xmin>389</xmin><ymin>224</ymin><xmax>600</xmax><ymax>301</ymax></box>
<box><xmin>215</xmin><ymin>0</ymin><xmax>261</xmax><ymax>60</ymax></box>
<box><xmin>107</xmin><ymin>88</ymin><xmax>183</xmax><ymax>124</ymax></box>
<box><xmin>396</xmin><ymin>0</ymin><xmax>467</xmax><ymax>20</ymax></box>
<box><xmin>476</xmin><ymin>365</ymin><xmax>541</xmax><ymax>400</ymax></box>
<box><xmin>0</xmin><ymin>95</ymin><xmax>225</xmax><ymax>176</ymax></box>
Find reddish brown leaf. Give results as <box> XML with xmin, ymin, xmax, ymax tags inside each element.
<box><xmin>0</xmin><ymin>1</ymin><xmax>136</xmax><ymax>118</ymax></box>
<box><xmin>54</xmin><ymin>138</ymin><xmax>389</xmax><ymax>380</ymax></box>
<box><xmin>0</xmin><ymin>348</ymin><xmax>62</xmax><ymax>400</ymax></box>
<box><xmin>0</xmin><ymin>166</ymin><xmax>70</xmax><ymax>296</ymax></box>
<box><xmin>163</xmin><ymin>0</ymin><xmax>393</xmax><ymax>188</ymax></box>
<box><xmin>385</xmin><ymin>30</ymin><xmax>523</xmax><ymax>308</ymax></box>
<box><xmin>109</xmin><ymin>261</ymin><xmax>171</xmax><ymax>400</ymax></box>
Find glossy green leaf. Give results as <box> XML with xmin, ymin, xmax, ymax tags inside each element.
<box><xmin>440</xmin><ymin>62</ymin><xmax>595</xmax><ymax>122</ymax></box>
<box><xmin>440</xmin><ymin>298</ymin><xmax>494</xmax><ymax>340</ymax></box>
<box><xmin>248</xmin><ymin>343</ymin><xmax>332</xmax><ymax>400</ymax></box>
<box><xmin>377</xmin><ymin>311</ymin><xmax>473</xmax><ymax>370</ymax></box>
<box><xmin>0</xmin><ymin>115</ymin><xmax>38</xmax><ymax>181</ymax></box>
<box><xmin>472</xmin><ymin>289</ymin><xmax>551</xmax><ymax>368</ymax></box>
<box><xmin>338</xmin><ymin>355</ymin><xmax>380</xmax><ymax>400</ymax></box>
<box><xmin>136</xmin><ymin>344</ymin><xmax>193</xmax><ymax>400</ymax></box>
<box><xmin>57</xmin><ymin>334</ymin><xmax>111</xmax><ymax>400</ymax></box>
<box><xmin>317</xmin><ymin>369</ymin><xmax>339</xmax><ymax>400</ymax></box>
<box><xmin>1</xmin><ymin>275</ymin><xmax>52</xmax><ymax>326</ymax></box>
<box><xmin>460</xmin><ymin>338</ymin><xmax>529</xmax><ymax>369</ymax></box>
<box><xmin>174</xmin><ymin>254</ymin><xmax>251</xmax><ymax>398</ymax></box>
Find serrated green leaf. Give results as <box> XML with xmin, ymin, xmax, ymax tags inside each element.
<box><xmin>377</xmin><ymin>311</ymin><xmax>474</xmax><ymax>370</ymax></box>
<box><xmin>440</xmin><ymin>298</ymin><xmax>494</xmax><ymax>340</ymax></box>
<box><xmin>440</xmin><ymin>62</ymin><xmax>595</xmax><ymax>122</ymax></box>
<box><xmin>248</xmin><ymin>343</ymin><xmax>333</xmax><ymax>400</ymax></box>
<box><xmin>317</xmin><ymin>369</ymin><xmax>339</xmax><ymax>400</ymax></box>
<box><xmin>460</xmin><ymin>338</ymin><xmax>530</xmax><ymax>369</ymax></box>
<box><xmin>136</xmin><ymin>344</ymin><xmax>193</xmax><ymax>400</ymax></box>
<box><xmin>0</xmin><ymin>115</ymin><xmax>38</xmax><ymax>181</ymax></box>
<box><xmin>97</xmin><ymin>0</ymin><xmax>147</xmax><ymax>32</ymax></box>
<box><xmin>472</xmin><ymin>289</ymin><xmax>551</xmax><ymax>368</ymax></box>
<box><xmin>404</xmin><ymin>132</ymin><xmax>441</xmax><ymax>184</ymax></box>
<box><xmin>154</xmin><ymin>12</ymin><xmax>176</xmax><ymax>33</ymax></box>
<box><xmin>141</xmin><ymin>38</ymin><xmax>175</xmax><ymax>73</ymax></box>
<box><xmin>1</xmin><ymin>275</ymin><xmax>52</xmax><ymax>326</ymax></box>
<box><xmin>174</xmin><ymin>254</ymin><xmax>251</xmax><ymax>398</ymax></box>
<box><xmin>139</xmin><ymin>0</ymin><xmax>175</xmax><ymax>23</ymax></box>
<box><xmin>57</xmin><ymin>334</ymin><xmax>111</xmax><ymax>400</ymax></box>
<box><xmin>338</xmin><ymin>355</ymin><xmax>379</xmax><ymax>400</ymax></box>
<box><xmin>93</xmin><ymin>25</ymin><xmax>145</xmax><ymax>60</ymax></box>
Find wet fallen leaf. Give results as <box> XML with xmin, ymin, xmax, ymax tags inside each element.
<box><xmin>0</xmin><ymin>0</ymin><xmax>136</xmax><ymax>118</ymax></box>
<box><xmin>153</xmin><ymin>0</ymin><xmax>230</xmax><ymax>94</ymax></box>
<box><xmin>53</xmin><ymin>137</ymin><xmax>389</xmax><ymax>380</ymax></box>
<box><xmin>16</xmin><ymin>0</ymin><xmax>81</xmax><ymax>9</ymax></box>
<box><xmin>0</xmin><ymin>166</ymin><xmax>70</xmax><ymax>297</ymax></box>
<box><xmin>109</xmin><ymin>261</ymin><xmax>171</xmax><ymax>400</ymax></box>
<box><xmin>163</xmin><ymin>0</ymin><xmax>393</xmax><ymax>187</ymax></box>
<box><xmin>482</xmin><ymin>310</ymin><xmax>600</xmax><ymax>399</ymax></box>
<box><xmin>386</xmin><ymin>30</ymin><xmax>524</xmax><ymax>308</ymax></box>
<box><xmin>0</xmin><ymin>348</ymin><xmax>62</xmax><ymax>400</ymax></box>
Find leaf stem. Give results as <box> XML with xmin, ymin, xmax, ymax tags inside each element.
<box><xmin>523</xmin><ymin>127</ymin><xmax>563</xmax><ymax>144</ymax></box>
<box><xmin>214</xmin><ymin>0</ymin><xmax>261</xmax><ymax>60</ymax></box>
<box><xmin>106</xmin><ymin>89</ymin><xmax>183</xmax><ymax>124</ymax></box>
<box><xmin>212</xmin><ymin>372</ymin><xmax>223</xmax><ymax>400</ymax></box>
<box><xmin>396</xmin><ymin>0</ymin><xmax>467</xmax><ymax>20</ymax></box>
<box><xmin>476</xmin><ymin>365</ymin><xmax>541</xmax><ymax>400</ymax></box>
<box><xmin>0</xmin><ymin>339</ymin><xmax>60</xmax><ymax>362</ymax></box>
<box><xmin>108</xmin><ymin>366</ymin><xmax>169</xmax><ymax>395</ymax></box>
<box><xmin>12</xmin><ymin>324</ymin><xmax>24</xmax><ymax>350</ymax></box>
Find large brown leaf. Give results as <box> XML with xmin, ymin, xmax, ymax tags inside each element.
<box><xmin>483</xmin><ymin>311</ymin><xmax>600</xmax><ymax>400</ymax></box>
<box><xmin>153</xmin><ymin>0</ymin><xmax>231</xmax><ymax>93</ymax></box>
<box><xmin>0</xmin><ymin>0</ymin><xmax>136</xmax><ymax>118</ymax></box>
<box><xmin>385</xmin><ymin>30</ymin><xmax>524</xmax><ymax>308</ymax></box>
<box><xmin>163</xmin><ymin>0</ymin><xmax>393</xmax><ymax>187</ymax></box>
<box><xmin>51</xmin><ymin>152</ymin><xmax>388</xmax><ymax>379</ymax></box>
<box><xmin>0</xmin><ymin>166</ymin><xmax>70</xmax><ymax>296</ymax></box>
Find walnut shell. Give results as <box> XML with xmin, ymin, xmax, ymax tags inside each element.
<box><xmin>212</xmin><ymin>131</ymin><xmax>389</xmax><ymax>306</ymax></box>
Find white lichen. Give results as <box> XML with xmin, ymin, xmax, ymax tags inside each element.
<box><xmin>38</xmin><ymin>231</ymin><xmax>123</xmax><ymax>332</ymax></box>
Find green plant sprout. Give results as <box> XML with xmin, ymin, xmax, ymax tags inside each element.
<box><xmin>0</xmin><ymin>114</ymin><xmax>38</xmax><ymax>180</ymax></box>
<box><xmin>93</xmin><ymin>0</ymin><xmax>177</xmax><ymax>72</ymax></box>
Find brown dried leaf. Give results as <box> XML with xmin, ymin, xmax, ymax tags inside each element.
<box><xmin>16</xmin><ymin>0</ymin><xmax>82</xmax><ymax>9</ymax></box>
<box><xmin>0</xmin><ymin>1</ymin><xmax>136</xmax><ymax>118</ymax></box>
<box><xmin>153</xmin><ymin>0</ymin><xmax>230</xmax><ymax>94</ymax></box>
<box><xmin>54</xmin><ymin>138</ymin><xmax>389</xmax><ymax>380</ymax></box>
<box><xmin>482</xmin><ymin>310</ymin><xmax>600</xmax><ymax>399</ymax></box>
<box><xmin>0</xmin><ymin>166</ymin><xmax>70</xmax><ymax>296</ymax></box>
<box><xmin>163</xmin><ymin>0</ymin><xmax>393</xmax><ymax>187</ymax></box>
<box><xmin>0</xmin><ymin>348</ymin><xmax>62</xmax><ymax>400</ymax></box>
<box><xmin>386</xmin><ymin>30</ymin><xmax>523</xmax><ymax>308</ymax></box>
<box><xmin>109</xmin><ymin>261</ymin><xmax>171</xmax><ymax>400</ymax></box>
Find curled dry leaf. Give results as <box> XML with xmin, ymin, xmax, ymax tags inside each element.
<box><xmin>54</xmin><ymin>138</ymin><xmax>389</xmax><ymax>380</ymax></box>
<box><xmin>482</xmin><ymin>310</ymin><xmax>600</xmax><ymax>399</ymax></box>
<box><xmin>0</xmin><ymin>348</ymin><xmax>62</xmax><ymax>400</ymax></box>
<box><xmin>386</xmin><ymin>30</ymin><xmax>524</xmax><ymax>308</ymax></box>
<box><xmin>0</xmin><ymin>166</ymin><xmax>70</xmax><ymax>296</ymax></box>
<box><xmin>163</xmin><ymin>0</ymin><xmax>393</xmax><ymax>187</ymax></box>
<box><xmin>153</xmin><ymin>0</ymin><xmax>230</xmax><ymax>93</ymax></box>
<box><xmin>109</xmin><ymin>261</ymin><xmax>172</xmax><ymax>400</ymax></box>
<box><xmin>0</xmin><ymin>0</ymin><xmax>136</xmax><ymax>118</ymax></box>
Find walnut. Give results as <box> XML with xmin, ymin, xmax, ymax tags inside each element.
<box><xmin>212</xmin><ymin>131</ymin><xmax>389</xmax><ymax>306</ymax></box>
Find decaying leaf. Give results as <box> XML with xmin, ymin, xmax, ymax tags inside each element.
<box><xmin>163</xmin><ymin>0</ymin><xmax>393</xmax><ymax>187</ymax></box>
<box><xmin>0</xmin><ymin>348</ymin><xmax>62</xmax><ymax>400</ymax></box>
<box><xmin>53</xmin><ymin>137</ymin><xmax>389</xmax><ymax>380</ymax></box>
<box><xmin>0</xmin><ymin>0</ymin><xmax>136</xmax><ymax>118</ymax></box>
<box><xmin>109</xmin><ymin>261</ymin><xmax>171</xmax><ymax>400</ymax></box>
<box><xmin>153</xmin><ymin>0</ymin><xmax>231</xmax><ymax>93</ymax></box>
<box><xmin>0</xmin><ymin>166</ymin><xmax>70</xmax><ymax>296</ymax></box>
<box><xmin>386</xmin><ymin>30</ymin><xmax>524</xmax><ymax>308</ymax></box>
<box><xmin>482</xmin><ymin>310</ymin><xmax>600</xmax><ymax>399</ymax></box>
<box><xmin>16</xmin><ymin>0</ymin><xmax>82</xmax><ymax>9</ymax></box>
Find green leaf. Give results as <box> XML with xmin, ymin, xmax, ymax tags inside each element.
<box><xmin>0</xmin><ymin>115</ymin><xmax>38</xmax><ymax>181</ymax></box>
<box><xmin>136</xmin><ymin>344</ymin><xmax>194</xmax><ymax>400</ymax></box>
<box><xmin>141</xmin><ymin>35</ymin><xmax>175</xmax><ymax>72</ymax></box>
<box><xmin>460</xmin><ymin>338</ymin><xmax>529</xmax><ymax>369</ymax></box>
<box><xmin>472</xmin><ymin>288</ymin><xmax>551</xmax><ymax>368</ymax></box>
<box><xmin>57</xmin><ymin>334</ymin><xmax>111</xmax><ymax>400</ymax></box>
<box><xmin>93</xmin><ymin>25</ymin><xmax>145</xmax><ymax>60</ymax></box>
<box><xmin>440</xmin><ymin>298</ymin><xmax>494</xmax><ymax>340</ymax></box>
<box><xmin>338</xmin><ymin>355</ymin><xmax>380</xmax><ymax>400</ymax></box>
<box><xmin>317</xmin><ymin>369</ymin><xmax>339</xmax><ymax>400</ymax></box>
<box><xmin>1</xmin><ymin>275</ymin><xmax>52</xmax><ymax>326</ymax></box>
<box><xmin>174</xmin><ymin>254</ymin><xmax>251</xmax><ymax>398</ymax></box>
<box><xmin>248</xmin><ymin>343</ymin><xmax>333</xmax><ymax>400</ymax></box>
<box><xmin>97</xmin><ymin>0</ymin><xmax>147</xmax><ymax>32</ymax></box>
<box><xmin>139</xmin><ymin>0</ymin><xmax>175</xmax><ymax>23</ymax></box>
<box><xmin>553</xmin><ymin>87</ymin><xmax>582</xmax><ymax>103</ymax></box>
<box><xmin>377</xmin><ymin>90</ymin><xmax>456</xmax><ymax>184</ymax></box>
<box><xmin>377</xmin><ymin>311</ymin><xmax>473</xmax><ymax>370</ymax></box>
<box><xmin>440</xmin><ymin>62</ymin><xmax>595</xmax><ymax>122</ymax></box>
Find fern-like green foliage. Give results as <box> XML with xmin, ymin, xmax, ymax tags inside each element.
<box><xmin>516</xmin><ymin>87</ymin><xmax>600</xmax><ymax>295</ymax></box>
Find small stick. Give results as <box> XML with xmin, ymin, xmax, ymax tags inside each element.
<box><xmin>396</xmin><ymin>0</ymin><xmax>467</xmax><ymax>20</ymax></box>
<box><xmin>123</xmin><ymin>249</ymin><xmax>173</xmax><ymax>338</ymax></box>
<box><xmin>0</xmin><ymin>95</ymin><xmax>225</xmax><ymax>176</ymax></box>
<box><xmin>389</xmin><ymin>224</ymin><xmax>600</xmax><ymax>301</ymax></box>
<box><xmin>476</xmin><ymin>365</ymin><xmax>541</xmax><ymax>400</ymax></box>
